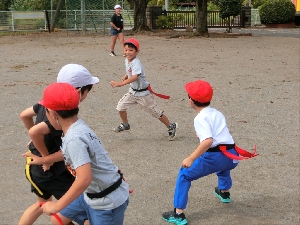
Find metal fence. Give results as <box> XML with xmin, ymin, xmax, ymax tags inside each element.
<box><xmin>163</xmin><ymin>10</ymin><xmax>245</xmax><ymax>29</ymax></box>
<box><xmin>0</xmin><ymin>10</ymin><xmax>134</xmax><ymax>32</ymax></box>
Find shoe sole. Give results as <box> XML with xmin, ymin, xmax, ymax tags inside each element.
<box><xmin>113</xmin><ymin>128</ymin><xmax>130</xmax><ymax>133</ymax></box>
<box><xmin>168</xmin><ymin>122</ymin><xmax>178</xmax><ymax>141</ymax></box>
<box><xmin>214</xmin><ymin>190</ymin><xmax>230</xmax><ymax>203</ymax></box>
<box><xmin>162</xmin><ymin>217</ymin><xmax>188</xmax><ymax>225</ymax></box>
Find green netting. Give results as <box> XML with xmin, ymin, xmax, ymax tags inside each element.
<box><xmin>63</xmin><ymin>0</ymin><xmax>133</xmax><ymax>34</ymax></box>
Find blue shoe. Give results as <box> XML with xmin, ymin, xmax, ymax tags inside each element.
<box><xmin>162</xmin><ymin>209</ymin><xmax>188</xmax><ymax>225</ymax></box>
<box><xmin>214</xmin><ymin>187</ymin><xmax>230</xmax><ymax>203</ymax></box>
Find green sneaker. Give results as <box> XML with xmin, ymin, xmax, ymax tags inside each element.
<box><xmin>214</xmin><ymin>187</ymin><xmax>231</xmax><ymax>203</ymax></box>
<box><xmin>162</xmin><ymin>209</ymin><xmax>188</xmax><ymax>225</ymax></box>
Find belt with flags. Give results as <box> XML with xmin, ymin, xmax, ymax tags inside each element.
<box><xmin>207</xmin><ymin>144</ymin><xmax>259</xmax><ymax>160</ymax></box>
<box><xmin>131</xmin><ymin>85</ymin><xmax>170</xmax><ymax>99</ymax></box>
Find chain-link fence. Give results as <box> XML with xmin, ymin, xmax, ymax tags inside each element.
<box><xmin>0</xmin><ymin>0</ymin><xmax>133</xmax><ymax>33</ymax></box>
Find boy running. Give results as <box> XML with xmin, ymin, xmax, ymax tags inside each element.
<box><xmin>110</xmin><ymin>38</ymin><xmax>178</xmax><ymax>140</ymax></box>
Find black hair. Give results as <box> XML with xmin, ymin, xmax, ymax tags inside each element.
<box><xmin>124</xmin><ymin>42</ymin><xmax>138</xmax><ymax>51</ymax></box>
<box><xmin>188</xmin><ymin>95</ymin><xmax>210</xmax><ymax>107</ymax></box>
<box><xmin>56</xmin><ymin>108</ymin><xmax>79</xmax><ymax>118</ymax></box>
<box><xmin>46</xmin><ymin>107</ymin><xmax>79</xmax><ymax>119</ymax></box>
<box><xmin>76</xmin><ymin>84</ymin><xmax>93</xmax><ymax>95</ymax></box>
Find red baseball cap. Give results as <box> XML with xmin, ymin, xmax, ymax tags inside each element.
<box><xmin>125</xmin><ymin>38</ymin><xmax>140</xmax><ymax>50</ymax></box>
<box><xmin>185</xmin><ymin>80</ymin><xmax>213</xmax><ymax>103</ymax></box>
<box><xmin>39</xmin><ymin>82</ymin><xmax>80</xmax><ymax>111</ymax></box>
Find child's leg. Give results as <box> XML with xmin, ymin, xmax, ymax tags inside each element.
<box><xmin>119</xmin><ymin>111</ymin><xmax>128</xmax><ymax>124</ymax></box>
<box><xmin>174</xmin><ymin>156</ymin><xmax>217</xmax><ymax>210</ymax></box>
<box><xmin>158</xmin><ymin>114</ymin><xmax>171</xmax><ymax>127</ymax></box>
<box><xmin>18</xmin><ymin>196</ymin><xmax>52</xmax><ymax>225</ymax></box>
<box><xmin>216</xmin><ymin>170</ymin><xmax>232</xmax><ymax>191</ymax></box>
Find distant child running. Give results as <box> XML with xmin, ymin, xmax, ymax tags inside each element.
<box><xmin>162</xmin><ymin>80</ymin><xmax>258</xmax><ymax>225</ymax></box>
<box><xmin>110</xmin><ymin>38</ymin><xmax>178</xmax><ymax>141</ymax></box>
<box><xmin>39</xmin><ymin>82</ymin><xmax>129</xmax><ymax>225</ymax></box>
<box><xmin>19</xmin><ymin>64</ymin><xmax>99</xmax><ymax>225</ymax></box>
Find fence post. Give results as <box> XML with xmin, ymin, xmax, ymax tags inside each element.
<box><xmin>11</xmin><ymin>11</ymin><xmax>14</xmax><ymax>31</ymax></box>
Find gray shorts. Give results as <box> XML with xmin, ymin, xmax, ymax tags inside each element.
<box><xmin>116</xmin><ymin>92</ymin><xmax>163</xmax><ymax>118</ymax></box>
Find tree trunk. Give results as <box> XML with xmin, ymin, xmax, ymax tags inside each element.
<box><xmin>50</xmin><ymin>0</ymin><xmax>64</xmax><ymax>32</ymax></box>
<box><xmin>195</xmin><ymin>0</ymin><xmax>208</xmax><ymax>37</ymax></box>
<box><xmin>128</xmin><ymin>0</ymin><xmax>151</xmax><ymax>31</ymax></box>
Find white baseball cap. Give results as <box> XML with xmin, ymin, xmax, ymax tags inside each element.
<box><xmin>57</xmin><ymin>64</ymin><xmax>99</xmax><ymax>88</ymax></box>
<box><xmin>114</xmin><ymin>4</ymin><xmax>122</xmax><ymax>9</ymax></box>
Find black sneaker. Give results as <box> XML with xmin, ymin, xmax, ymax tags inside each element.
<box><xmin>168</xmin><ymin>122</ymin><xmax>178</xmax><ymax>141</ymax></box>
<box><xmin>109</xmin><ymin>51</ymin><xmax>116</xmax><ymax>56</ymax></box>
<box><xmin>162</xmin><ymin>209</ymin><xmax>188</xmax><ymax>225</ymax></box>
<box><xmin>214</xmin><ymin>187</ymin><xmax>230</xmax><ymax>203</ymax></box>
<box><xmin>114</xmin><ymin>123</ymin><xmax>130</xmax><ymax>132</ymax></box>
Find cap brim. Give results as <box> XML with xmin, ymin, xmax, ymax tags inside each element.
<box><xmin>91</xmin><ymin>77</ymin><xmax>99</xmax><ymax>85</ymax></box>
<box><xmin>38</xmin><ymin>99</ymin><xmax>45</xmax><ymax>106</ymax></box>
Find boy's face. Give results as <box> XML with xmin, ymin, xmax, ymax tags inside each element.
<box><xmin>45</xmin><ymin>108</ymin><xmax>62</xmax><ymax>130</ymax></box>
<box><xmin>124</xmin><ymin>45</ymin><xmax>138</xmax><ymax>62</ymax></box>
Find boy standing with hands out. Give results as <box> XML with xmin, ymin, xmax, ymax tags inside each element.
<box><xmin>162</xmin><ymin>80</ymin><xmax>258</xmax><ymax>225</ymax></box>
<box><xmin>110</xmin><ymin>38</ymin><xmax>178</xmax><ymax>140</ymax></box>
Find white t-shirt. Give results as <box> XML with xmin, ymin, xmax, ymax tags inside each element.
<box><xmin>125</xmin><ymin>57</ymin><xmax>150</xmax><ymax>97</ymax></box>
<box><xmin>194</xmin><ymin>106</ymin><xmax>234</xmax><ymax>147</ymax></box>
<box><xmin>61</xmin><ymin>119</ymin><xmax>129</xmax><ymax>210</ymax></box>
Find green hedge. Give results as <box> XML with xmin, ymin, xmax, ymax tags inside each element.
<box><xmin>259</xmin><ymin>0</ymin><xmax>296</xmax><ymax>24</ymax></box>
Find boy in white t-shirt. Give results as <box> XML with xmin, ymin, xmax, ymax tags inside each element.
<box><xmin>162</xmin><ymin>80</ymin><xmax>240</xmax><ymax>225</ymax></box>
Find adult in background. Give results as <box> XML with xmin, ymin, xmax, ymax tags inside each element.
<box><xmin>109</xmin><ymin>4</ymin><xmax>125</xmax><ymax>57</ymax></box>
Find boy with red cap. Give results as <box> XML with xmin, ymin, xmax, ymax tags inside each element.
<box><xmin>110</xmin><ymin>38</ymin><xmax>178</xmax><ymax>141</ymax></box>
<box><xmin>162</xmin><ymin>80</ymin><xmax>254</xmax><ymax>225</ymax></box>
<box><xmin>39</xmin><ymin>82</ymin><xmax>129</xmax><ymax>225</ymax></box>
<box><xmin>19</xmin><ymin>64</ymin><xmax>99</xmax><ymax>225</ymax></box>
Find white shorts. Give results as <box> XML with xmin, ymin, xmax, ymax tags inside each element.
<box><xmin>116</xmin><ymin>92</ymin><xmax>163</xmax><ymax>118</ymax></box>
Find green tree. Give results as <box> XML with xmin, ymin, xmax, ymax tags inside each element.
<box><xmin>219</xmin><ymin>0</ymin><xmax>241</xmax><ymax>33</ymax></box>
<box><xmin>0</xmin><ymin>0</ymin><xmax>13</xmax><ymax>11</ymax></box>
<box><xmin>195</xmin><ymin>0</ymin><xmax>208</xmax><ymax>36</ymax></box>
<box><xmin>127</xmin><ymin>0</ymin><xmax>151</xmax><ymax>31</ymax></box>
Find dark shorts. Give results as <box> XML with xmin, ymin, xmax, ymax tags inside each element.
<box><xmin>110</xmin><ymin>28</ymin><xmax>123</xmax><ymax>36</ymax></box>
<box><xmin>29</xmin><ymin>170</ymin><xmax>75</xmax><ymax>200</ymax></box>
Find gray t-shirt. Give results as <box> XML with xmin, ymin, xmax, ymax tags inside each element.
<box><xmin>61</xmin><ymin>119</ymin><xmax>129</xmax><ymax>210</ymax></box>
<box><xmin>126</xmin><ymin>57</ymin><xmax>150</xmax><ymax>97</ymax></box>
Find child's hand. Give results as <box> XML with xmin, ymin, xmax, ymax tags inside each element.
<box><xmin>23</xmin><ymin>152</ymin><xmax>43</xmax><ymax>165</ymax></box>
<box><xmin>181</xmin><ymin>157</ymin><xmax>194</xmax><ymax>168</ymax></box>
<box><xmin>121</xmin><ymin>75</ymin><xmax>128</xmax><ymax>81</ymax></box>
<box><xmin>42</xmin><ymin>163</ymin><xmax>53</xmax><ymax>172</ymax></box>
<box><xmin>110</xmin><ymin>80</ymin><xmax>121</xmax><ymax>88</ymax></box>
<box><xmin>41</xmin><ymin>201</ymin><xmax>58</xmax><ymax>215</ymax></box>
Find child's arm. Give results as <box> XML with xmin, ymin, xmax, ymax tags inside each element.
<box><xmin>110</xmin><ymin>74</ymin><xmax>138</xmax><ymax>87</ymax></box>
<box><xmin>20</xmin><ymin>106</ymin><xmax>36</xmax><ymax>131</ymax></box>
<box><xmin>23</xmin><ymin>150</ymin><xmax>64</xmax><ymax>165</ymax></box>
<box><xmin>181</xmin><ymin>138</ymin><xmax>213</xmax><ymax>168</ymax></box>
<box><xmin>121</xmin><ymin>74</ymin><xmax>128</xmax><ymax>81</ymax></box>
<box><xmin>28</xmin><ymin>122</ymin><xmax>50</xmax><ymax>157</ymax></box>
<box><xmin>41</xmin><ymin>163</ymin><xmax>92</xmax><ymax>215</ymax></box>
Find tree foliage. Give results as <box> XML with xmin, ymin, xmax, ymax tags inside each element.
<box><xmin>0</xmin><ymin>0</ymin><xmax>13</xmax><ymax>11</ymax></box>
<box><xmin>259</xmin><ymin>0</ymin><xmax>296</xmax><ymax>24</ymax></box>
<box><xmin>219</xmin><ymin>0</ymin><xmax>241</xmax><ymax>32</ymax></box>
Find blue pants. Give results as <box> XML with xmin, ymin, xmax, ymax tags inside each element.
<box><xmin>60</xmin><ymin>194</ymin><xmax>129</xmax><ymax>225</ymax></box>
<box><xmin>174</xmin><ymin>149</ymin><xmax>239</xmax><ymax>209</ymax></box>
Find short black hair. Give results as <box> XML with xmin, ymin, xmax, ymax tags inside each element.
<box><xmin>188</xmin><ymin>95</ymin><xmax>210</xmax><ymax>107</ymax></box>
<box><xmin>76</xmin><ymin>84</ymin><xmax>93</xmax><ymax>94</ymax></box>
<box><xmin>124</xmin><ymin>42</ymin><xmax>138</xmax><ymax>51</ymax></box>
<box><xmin>56</xmin><ymin>108</ymin><xmax>79</xmax><ymax>118</ymax></box>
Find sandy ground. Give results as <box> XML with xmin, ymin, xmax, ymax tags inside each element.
<box><xmin>0</xmin><ymin>30</ymin><xmax>299</xmax><ymax>225</ymax></box>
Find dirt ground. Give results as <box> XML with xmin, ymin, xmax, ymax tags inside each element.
<box><xmin>0</xmin><ymin>30</ymin><xmax>299</xmax><ymax>225</ymax></box>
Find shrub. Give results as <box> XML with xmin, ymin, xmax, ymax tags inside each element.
<box><xmin>259</xmin><ymin>0</ymin><xmax>296</xmax><ymax>24</ymax></box>
<box><xmin>219</xmin><ymin>0</ymin><xmax>241</xmax><ymax>19</ymax></box>
<box><xmin>155</xmin><ymin>14</ymin><xmax>184</xmax><ymax>29</ymax></box>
